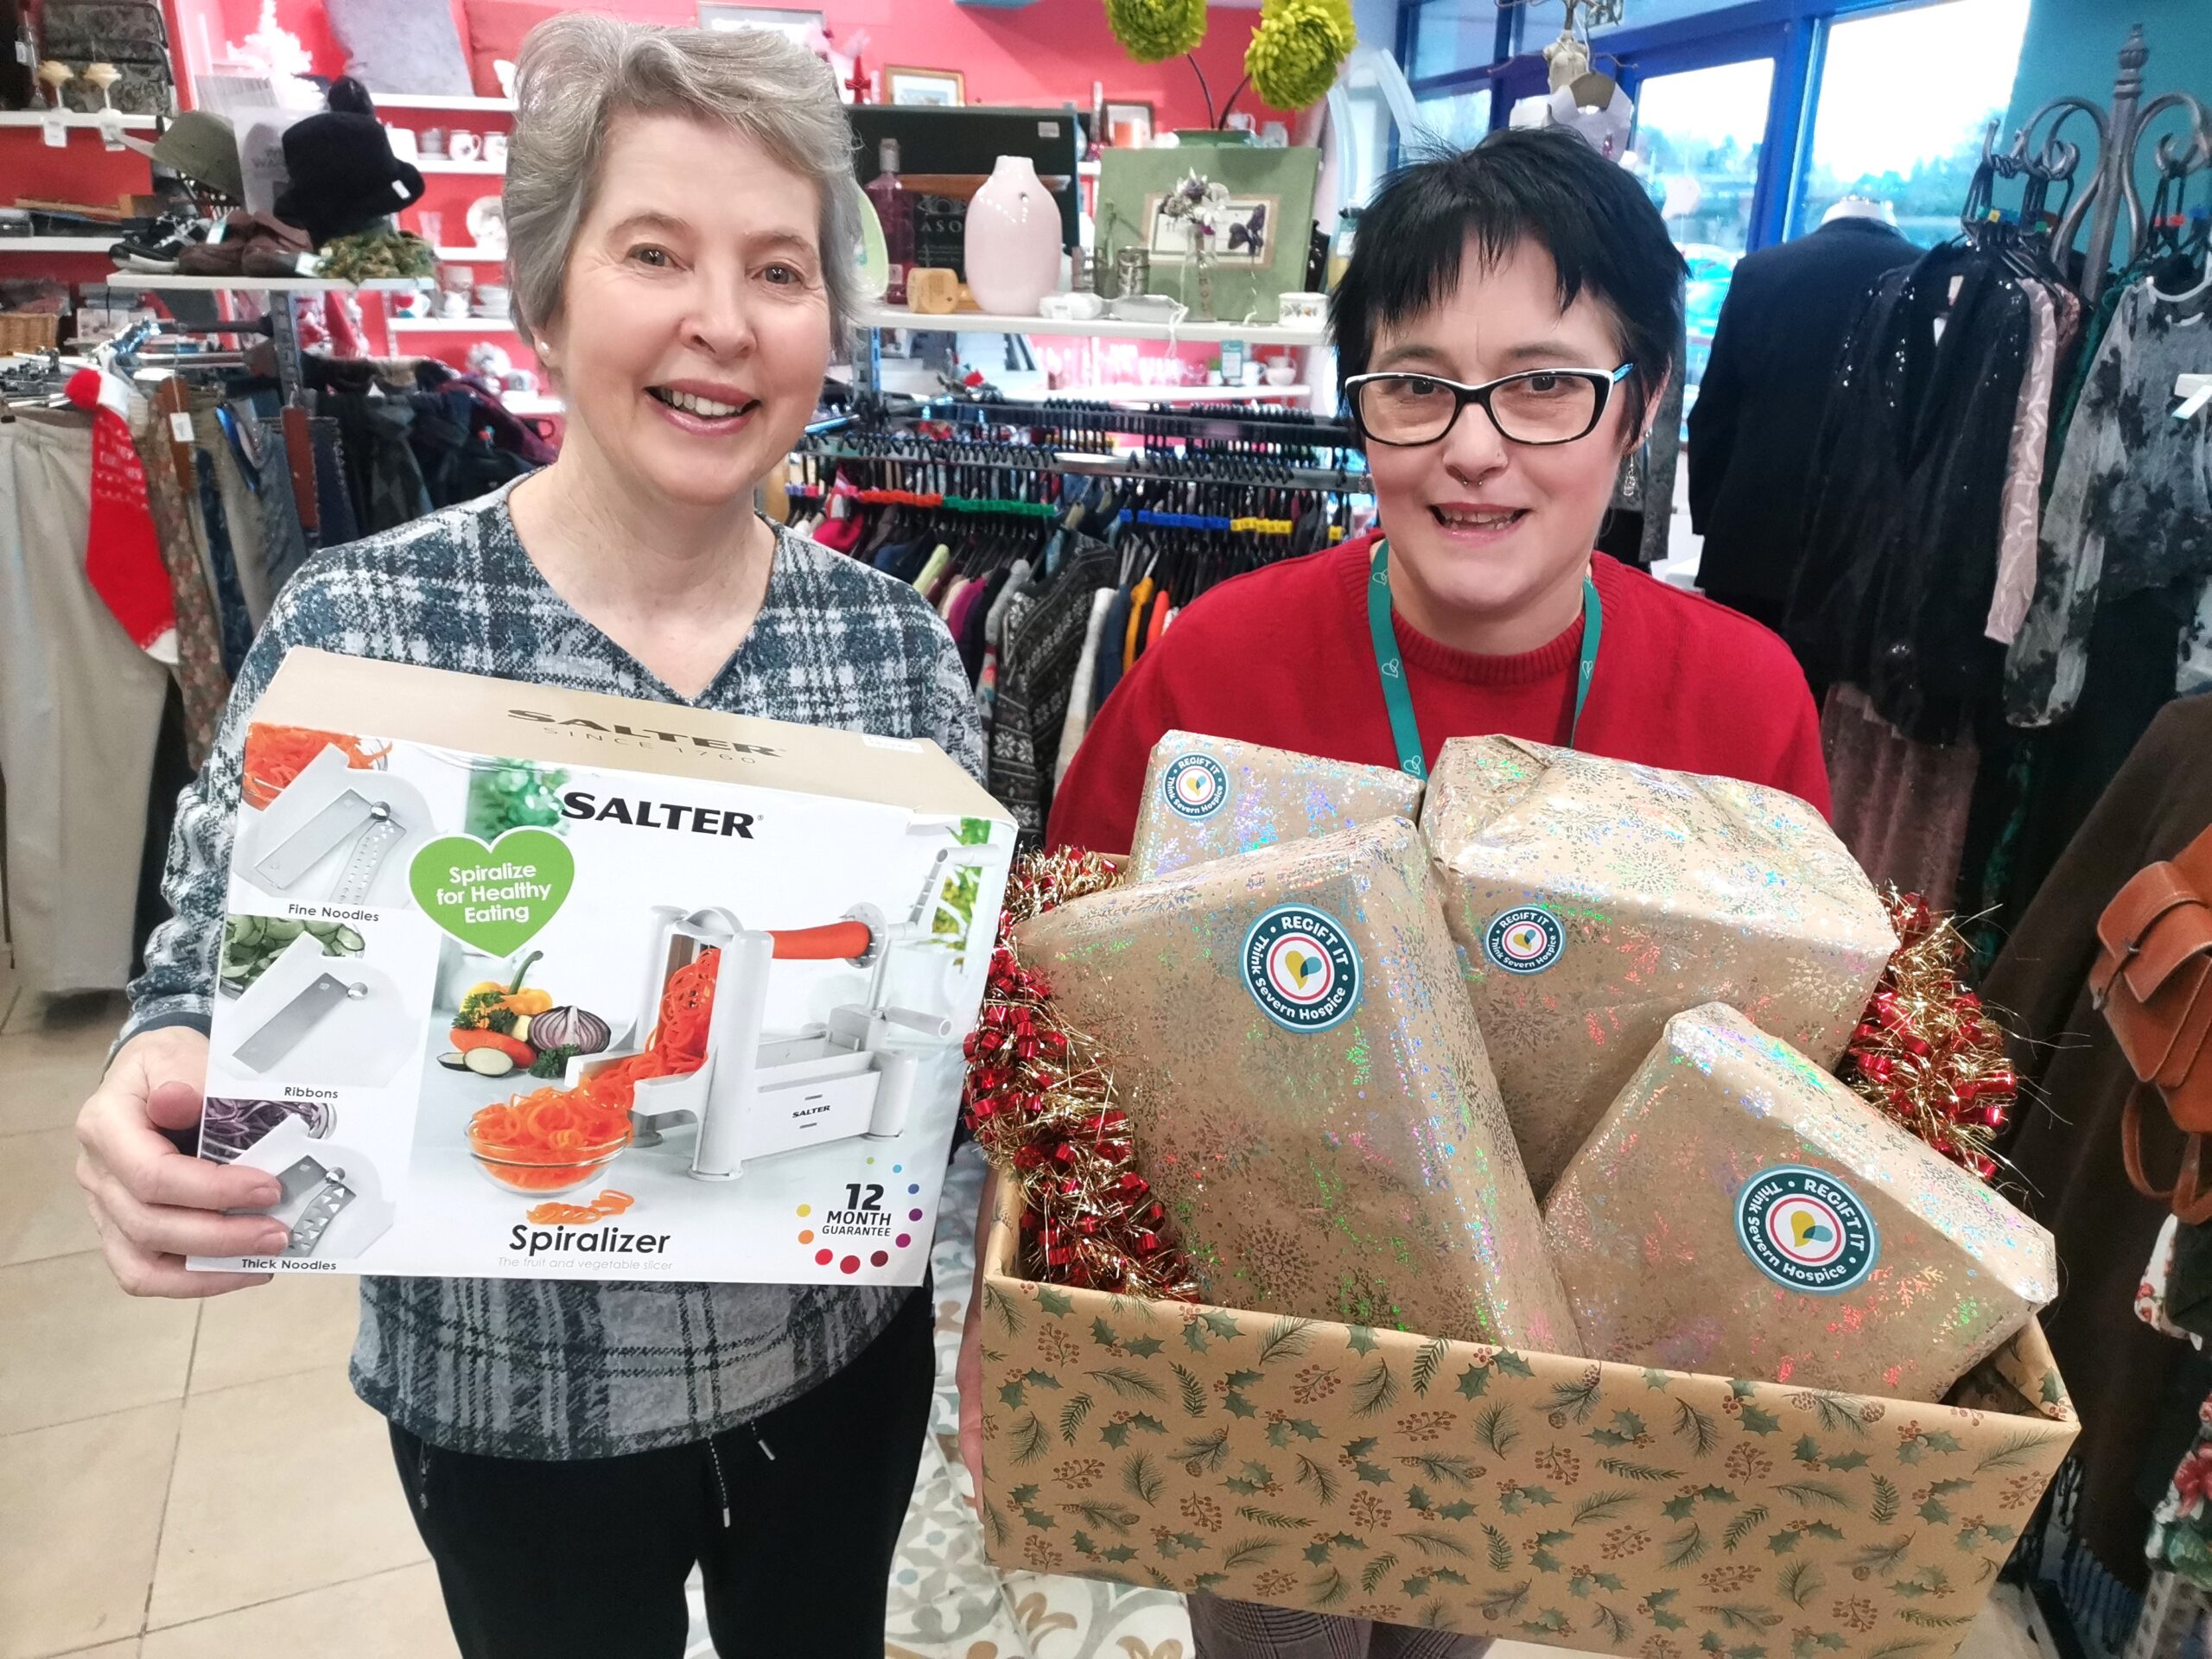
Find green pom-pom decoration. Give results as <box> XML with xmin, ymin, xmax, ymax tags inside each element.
<box><xmin>1105</xmin><ymin>0</ymin><xmax>1207</xmax><ymax>64</ymax></box>
<box><xmin>1245</xmin><ymin>0</ymin><xmax>1356</xmax><ymax>111</ymax></box>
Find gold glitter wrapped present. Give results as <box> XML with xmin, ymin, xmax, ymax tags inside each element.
<box><xmin>1421</xmin><ymin>735</ymin><xmax>1897</xmax><ymax>1196</ymax></box>
<box><xmin>1544</xmin><ymin>1002</ymin><xmax>2057</xmax><ymax>1402</ymax></box>
<box><xmin>1014</xmin><ymin>816</ymin><xmax>1576</xmax><ymax>1349</ymax></box>
<box><xmin>1128</xmin><ymin>730</ymin><xmax>1425</xmax><ymax>881</ymax></box>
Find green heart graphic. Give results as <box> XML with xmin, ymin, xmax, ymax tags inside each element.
<box><xmin>409</xmin><ymin>829</ymin><xmax>575</xmax><ymax>957</ymax></box>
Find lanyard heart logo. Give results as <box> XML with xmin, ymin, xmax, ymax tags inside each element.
<box><xmin>408</xmin><ymin>829</ymin><xmax>575</xmax><ymax>957</ymax></box>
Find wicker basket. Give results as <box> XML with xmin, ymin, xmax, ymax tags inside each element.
<box><xmin>0</xmin><ymin>312</ymin><xmax>61</xmax><ymax>353</ymax></box>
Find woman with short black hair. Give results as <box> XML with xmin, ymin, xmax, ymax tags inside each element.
<box><xmin>964</xmin><ymin>126</ymin><xmax>1830</xmax><ymax>1659</ymax></box>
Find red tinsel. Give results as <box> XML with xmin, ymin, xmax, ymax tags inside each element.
<box><xmin>961</xmin><ymin>849</ymin><xmax>1199</xmax><ymax>1300</ymax></box>
<box><xmin>1836</xmin><ymin>887</ymin><xmax>2018</xmax><ymax>1181</ymax></box>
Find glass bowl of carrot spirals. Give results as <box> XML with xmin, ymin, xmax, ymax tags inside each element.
<box><xmin>467</xmin><ymin>1087</ymin><xmax>632</xmax><ymax>1195</ymax></box>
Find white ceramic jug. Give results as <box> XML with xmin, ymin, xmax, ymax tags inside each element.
<box><xmin>963</xmin><ymin>155</ymin><xmax>1062</xmax><ymax>315</ymax></box>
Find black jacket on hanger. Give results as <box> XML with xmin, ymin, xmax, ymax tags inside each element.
<box><xmin>1688</xmin><ymin>216</ymin><xmax>1918</xmax><ymax>619</ymax></box>
<box><xmin>1784</xmin><ymin>245</ymin><xmax>2032</xmax><ymax>743</ymax></box>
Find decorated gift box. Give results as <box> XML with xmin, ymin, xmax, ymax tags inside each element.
<box><xmin>1126</xmin><ymin>731</ymin><xmax>1425</xmax><ymax>882</ymax></box>
<box><xmin>976</xmin><ymin>1175</ymin><xmax>2075</xmax><ymax>1656</ymax></box>
<box><xmin>1420</xmin><ymin>737</ymin><xmax>1897</xmax><ymax>1196</ymax></box>
<box><xmin>1013</xmin><ymin>817</ymin><xmax>1577</xmax><ymax>1351</ymax></box>
<box><xmin>188</xmin><ymin>649</ymin><xmax>1012</xmax><ymax>1283</ymax></box>
<box><xmin>1542</xmin><ymin>1003</ymin><xmax>2057</xmax><ymax>1403</ymax></box>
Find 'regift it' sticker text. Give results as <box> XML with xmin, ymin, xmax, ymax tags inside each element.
<box><xmin>1163</xmin><ymin>753</ymin><xmax>1230</xmax><ymax>820</ymax></box>
<box><xmin>1736</xmin><ymin>1165</ymin><xmax>1879</xmax><ymax>1294</ymax></box>
<box><xmin>1484</xmin><ymin>905</ymin><xmax>1564</xmax><ymax>975</ymax></box>
<box><xmin>1242</xmin><ymin>905</ymin><xmax>1361</xmax><ymax>1032</ymax></box>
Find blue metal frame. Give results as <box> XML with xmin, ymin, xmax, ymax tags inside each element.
<box><xmin>1397</xmin><ymin>0</ymin><xmax>1956</xmax><ymax>254</ymax></box>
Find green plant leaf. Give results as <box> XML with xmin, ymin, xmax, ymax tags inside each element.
<box><xmin>1412</xmin><ymin>1337</ymin><xmax>1449</xmax><ymax>1395</ymax></box>
<box><xmin>1352</xmin><ymin>1357</ymin><xmax>1400</xmax><ymax>1416</ymax></box>
<box><xmin>1456</xmin><ymin>1363</ymin><xmax>1491</xmax><ymax>1400</ymax></box>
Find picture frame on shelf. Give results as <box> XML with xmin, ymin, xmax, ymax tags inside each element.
<box><xmin>1096</xmin><ymin>145</ymin><xmax>1319</xmax><ymax>321</ymax></box>
<box><xmin>1143</xmin><ymin>192</ymin><xmax>1277</xmax><ymax>266</ymax></box>
<box><xmin>885</xmin><ymin>67</ymin><xmax>965</xmax><ymax>108</ymax></box>
<box><xmin>1103</xmin><ymin>99</ymin><xmax>1154</xmax><ymax>149</ymax></box>
<box><xmin>696</xmin><ymin>5</ymin><xmax>825</xmax><ymax>45</ymax></box>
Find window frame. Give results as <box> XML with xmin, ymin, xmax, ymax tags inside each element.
<box><xmin>1394</xmin><ymin>0</ymin><xmax>1997</xmax><ymax>257</ymax></box>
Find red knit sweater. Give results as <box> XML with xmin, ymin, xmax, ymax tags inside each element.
<box><xmin>1048</xmin><ymin>531</ymin><xmax>1831</xmax><ymax>855</ymax></box>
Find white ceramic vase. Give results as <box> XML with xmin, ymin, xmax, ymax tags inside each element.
<box><xmin>963</xmin><ymin>155</ymin><xmax>1061</xmax><ymax>315</ymax></box>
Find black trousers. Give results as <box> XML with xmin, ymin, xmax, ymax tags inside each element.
<box><xmin>389</xmin><ymin>1286</ymin><xmax>935</xmax><ymax>1659</ymax></box>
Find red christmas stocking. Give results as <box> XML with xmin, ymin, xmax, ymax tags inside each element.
<box><xmin>66</xmin><ymin>367</ymin><xmax>178</xmax><ymax>664</ymax></box>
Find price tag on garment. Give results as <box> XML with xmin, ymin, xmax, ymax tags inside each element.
<box><xmin>41</xmin><ymin>114</ymin><xmax>65</xmax><ymax>147</ymax></box>
<box><xmin>15</xmin><ymin>36</ymin><xmax>32</xmax><ymax>63</ymax></box>
<box><xmin>168</xmin><ymin>411</ymin><xmax>194</xmax><ymax>442</ymax></box>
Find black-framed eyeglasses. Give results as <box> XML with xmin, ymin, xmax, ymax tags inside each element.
<box><xmin>1342</xmin><ymin>364</ymin><xmax>1635</xmax><ymax>448</ymax></box>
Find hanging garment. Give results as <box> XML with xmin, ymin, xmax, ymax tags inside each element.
<box><xmin>254</xmin><ymin>413</ymin><xmax>311</xmax><ymax>597</ymax></box>
<box><xmin>130</xmin><ymin>405</ymin><xmax>229</xmax><ymax>766</ymax></box>
<box><xmin>191</xmin><ymin>447</ymin><xmax>255</xmax><ymax>677</ymax></box>
<box><xmin>329</xmin><ymin>392</ymin><xmax>433</xmax><ymax>536</ymax></box>
<box><xmin>0</xmin><ymin>411</ymin><xmax>172</xmax><ymax>994</ymax></box>
<box><xmin>196</xmin><ymin>402</ymin><xmax>272</xmax><ymax>627</ymax></box>
<box><xmin>1690</xmin><ymin>216</ymin><xmax>1919</xmax><ymax>613</ymax></box>
<box><xmin>64</xmin><ymin>367</ymin><xmax>176</xmax><ymax>659</ymax></box>
<box><xmin>1986</xmin><ymin>695</ymin><xmax>2212</xmax><ymax>1601</ymax></box>
<box><xmin>1819</xmin><ymin>684</ymin><xmax>1980</xmax><ymax>908</ymax></box>
<box><xmin>1789</xmin><ymin>247</ymin><xmax>2032</xmax><ymax>742</ymax></box>
<box><xmin>2006</xmin><ymin>276</ymin><xmax>2212</xmax><ymax>727</ymax></box>
<box><xmin>990</xmin><ymin>539</ymin><xmax>1114</xmax><ymax>842</ymax></box>
<box><xmin>1058</xmin><ymin>585</ymin><xmax>1117</xmax><ymax>785</ymax></box>
<box><xmin>310</xmin><ymin>417</ymin><xmax>361</xmax><ymax>548</ymax></box>
<box><xmin>1985</xmin><ymin>281</ymin><xmax>2060</xmax><ymax>644</ymax></box>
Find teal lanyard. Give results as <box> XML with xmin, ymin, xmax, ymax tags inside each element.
<box><xmin>1365</xmin><ymin>538</ymin><xmax>1603</xmax><ymax>780</ymax></box>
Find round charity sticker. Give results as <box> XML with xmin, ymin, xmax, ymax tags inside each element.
<box><xmin>1163</xmin><ymin>753</ymin><xmax>1230</xmax><ymax>820</ymax></box>
<box><xmin>1242</xmin><ymin>905</ymin><xmax>1361</xmax><ymax>1032</ymax></box>
<box><xmin>1484</xmin><ymin>906</ymin><xmax>1564</xmax><ymax>975</ymax></box>
<box><xmin>1736</xmin><ymin>1166</ymin><xmax>1879</xmax><ymax>1294</ymax></box>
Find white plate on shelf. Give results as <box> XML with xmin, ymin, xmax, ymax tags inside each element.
<box><xmin>464</xmin><ymin>195</ymin><xmax>506</xmax><ymax>252</ymax></box>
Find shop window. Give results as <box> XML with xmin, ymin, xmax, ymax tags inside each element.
<box><xmin>1789</xmin><ymin>0</ymin><xmax>2032</xmax><ymax>244</ymax></box>
<box><xmin>1407</xmin><ymin>0</ymin><xmax>1500</xmax><ymax>80</ymax></box>
<box><xmin>1630</xmin><ymin>57</ymin><xmax>1776</xmax><ymax>392</ymax></box>
<box><xmin>1414</xmin><ymin>86</ymin><xmax>1493</xmax><ymax>151</ymax></box>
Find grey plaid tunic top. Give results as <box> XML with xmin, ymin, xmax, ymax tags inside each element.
<box><xmin>124</xmin><ymin>480</ymin><xmax>982</xmax><ymax>1459</ymax></box>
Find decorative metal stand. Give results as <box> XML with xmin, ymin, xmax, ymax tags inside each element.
<box><xmin>1994</xmin><ymin>25</ymin><xmax>2212</xmax><ymax>306</ymax></box>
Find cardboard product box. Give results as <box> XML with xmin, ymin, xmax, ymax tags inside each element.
<box><xmin>1543</xmin><ymin>1004</ymin><xmax>2057</xmax><ymax>1404</ymax></box>
<box><xmin>1420</xmin><ymin>737</ymin><xmax>1897</xmax><ymax>1197</ymax></box>
<box><xmin>976</xmin><ymin>1182</ymin><xmax>2076</xmax><ymax>1656</ymax></box>
<box><xmin>1015</xmin><ymin>816</ymin><xmax>1576</xmax><ymax>1351</ymax></box>
<box><xmin>1127</xmin><ymin>731</ymin><xmax>1425</xmax><ymax>882</ymax></box>
<box><xmin>189</xmin><ymin>649</ymin><xmax>1013</xmax><ymax>1283</ymax></box>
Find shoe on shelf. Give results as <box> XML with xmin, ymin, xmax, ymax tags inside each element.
<box><xmin>110</xmin><ymin>213</ymin><xmax>209</xmax><ymax>273</ymax></box>
<box><xmin>177</xmin><ymin>238</ymin><xmax>245</xmax><ymax>276</ymax></box>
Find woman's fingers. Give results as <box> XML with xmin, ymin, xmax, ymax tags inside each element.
<box><xmin>77</xmin><ymin>1028</ymin><xmax>282</xmax><ymax>1300</ymax></box>
<box><xmin>87</xmin><ymin>1203</ymin><xmax>272</xmax><ymax>1300</ymax></box>
<box><xmin>80</xmin><ymin>1154</ymin><xmax>291</xmax><ymax>1259</ymax></box>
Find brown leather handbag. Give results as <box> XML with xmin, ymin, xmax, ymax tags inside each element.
<box><xmin>2093</xmin><ymin>822</ymin><xmax>2212</xmax><ymax>1221</ymax></box>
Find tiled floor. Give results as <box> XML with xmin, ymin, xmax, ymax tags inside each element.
<box><xmin>0</xmin><ymin>964</ymin><xmax>2059</xmax><ymax>1659</ymax></box>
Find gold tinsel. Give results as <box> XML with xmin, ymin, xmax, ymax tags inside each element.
<box><xmin>962</xmin><ymin>849</ymin><xmax>1200</xmax><ymax>1300</ymax></box>
<box><xmin>1835</xmin><ymin>887</ymin><xmax>2019</xmax><ymax>1180</ymax></box>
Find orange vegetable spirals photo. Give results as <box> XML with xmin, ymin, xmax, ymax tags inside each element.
<box><xmin>467</xmin><ymin>950</ymin><xmax>722</xmax><ymax>1186</ymax></box>
<box><xmin>241</xmin><ymin>725</ymin><xmax>392</xmax><ymax>810</ymax></box>
<box><xmin>523</xmin><ymin>1191</ymin><xmax>637</xmax><ymax>1226</ymax></box>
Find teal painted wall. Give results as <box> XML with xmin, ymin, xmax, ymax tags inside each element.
<box><xmin>2000</xmin><ymin>0</ymin><xmax>2212</xmax><ymax>256</ymax></box>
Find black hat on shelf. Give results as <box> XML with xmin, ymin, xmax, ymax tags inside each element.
<box><xmin>272</xmin><ymin>78</ymin><xmax>426</xmax><ymax>248</ymax></box>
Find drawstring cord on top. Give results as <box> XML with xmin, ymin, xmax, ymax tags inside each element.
<box><xmin>705</xmin><ymin>1427</ymin><xmax>778</xmax><ymax>1530</ymax></box>
<box><xmin>707</xmin><ymin>1438</ymin><xmax>732</xmax><ymax>1529</ymax></box>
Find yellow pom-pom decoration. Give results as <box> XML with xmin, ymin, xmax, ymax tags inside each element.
<box><xmin>1245</xmin><ymin>0</ymin><xmax>1356</xmax><ymax>111</ymax></box>
<box><xmin>1105</xmin><ymin>0</ymin><xmax>1208</xmax><ymax>64</ymax></box>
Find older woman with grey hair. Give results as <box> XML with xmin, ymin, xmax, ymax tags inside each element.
<box><xmin>73</xmin><ymin>18</ymin><xmax>963</xmax><ymax>1656</ymax></box>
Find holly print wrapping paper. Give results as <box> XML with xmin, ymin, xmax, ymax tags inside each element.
<box><xmin>977</xmin><ymin>1192</ymin><xmax>2075</xmax><ymax>1657</ymax></box>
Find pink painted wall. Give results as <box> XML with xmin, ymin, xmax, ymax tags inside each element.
<box><xmin>216</xmin><ymin>0</ymin><xmax>1284</xmax><ymax>130</ymax></box>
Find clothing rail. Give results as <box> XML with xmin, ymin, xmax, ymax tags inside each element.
<box><xmin>929</xmin><ymin>394</ymin><xmax>1357</xmax><ymax>449</ymax></box>
<box><xmin>798</xmin><ymin>440</ymin><xmax>1370</xmax><ymax>495</ymax></box>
